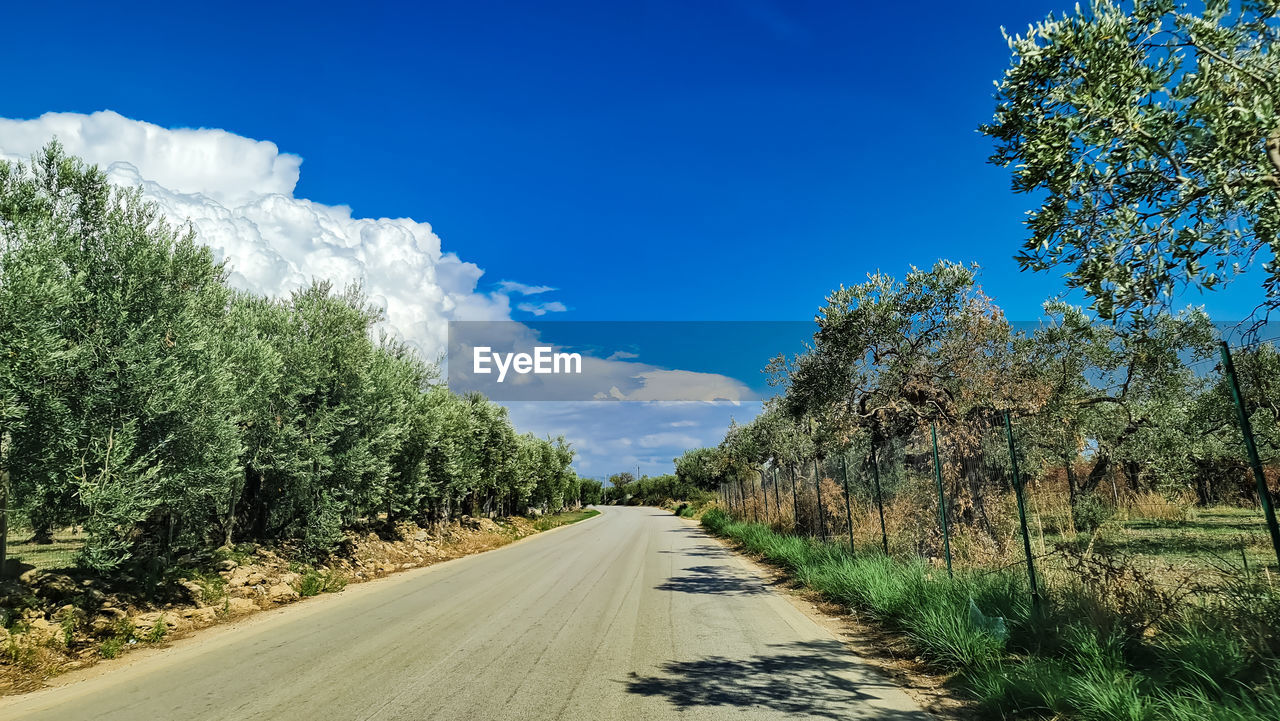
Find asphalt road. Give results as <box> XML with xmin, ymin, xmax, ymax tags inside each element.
<box><xmin>0</xmin><ymin>506</ymin><xmax>929</xmax><ymax>721</ymax></box>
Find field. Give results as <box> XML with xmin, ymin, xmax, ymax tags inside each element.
<box><xmin>3</xmin><ymin>529</ymin><xmax>83</xmax><ymax>572</ymax></box>
<box><xmin>1046</xmin><ymin>506</ymin><xmax>1278</xmax><ymax>584</ymax></box>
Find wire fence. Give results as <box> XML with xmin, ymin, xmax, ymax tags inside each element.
<box><xmin>719</xmin><ymin>341</ymin><xmax>1280</xmax><ymax>610</ymax></box>
<box><xmin>4</xmin><ymin>524</ymin><xmax>84</xmax><ymax>573</ymax></box>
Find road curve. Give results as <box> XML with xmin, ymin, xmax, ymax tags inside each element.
<box><xmin>0</xmin><ymin>506</ymin><xmax>929</xmax><ymax>720</ymax></box>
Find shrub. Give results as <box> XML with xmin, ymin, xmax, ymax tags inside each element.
<box><xmin>1074</xmin><ymin>493</ymin><xmax>1115</xmax><ymax>533</ymax></box>
<box><xmin>295</xmin><ymin>568</ymin><xmax>346</xmax><ymax>597</ymax></box>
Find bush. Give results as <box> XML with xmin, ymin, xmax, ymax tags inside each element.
<box><xmin>1073</xmin><ymin>493</ymin><xmax>1115</xmax><ymax>533</ymax></box>
<box><xmin>294</xmin><ymin>569</ymin><xmax>347</xmax><ymax>597</ymax></box>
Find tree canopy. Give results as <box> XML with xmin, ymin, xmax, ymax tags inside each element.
<box><xmin>983</xmin><ymin>0</ymin><xmax>1280</xmax><ymax>319</ymax></box>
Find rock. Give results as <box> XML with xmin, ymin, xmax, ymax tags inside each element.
<box><xmin>413</xmin><ymin>530</ymin><xmax>429</xmax><ymax>542</ymax></box>
<box><xmin>53</xmin><ymin>604</ymin><xmax>79</xmax><ymax>621</ymax></box>
<box><xmin>226</xmin><ymin>597</ymin><xmax>259</xmax><ymax>615</ymax></box>
<box><xmin>266</xmin><ymin>584</ymin><xmax>298</xmax><ymax>603</ymax></box>
<box><xmin>226</xmin><ymin>568</ymin><xmax>254</xmax><ymax>587</ymax></box>
<box><xmin>247</xmin><ymin>572</ymin><xmax>266</xmax><ymax>586</ymax></box>
<box><xmin>179</xmin><ymin>607</ymin><xmax>218</xmax><ymax>624</ymax></box>
<box><xmin>36</xmin><ymin>573</ymin><xmax>81</xmax><ymax>601</ymax></box>
<box><xmin>215</xmin><ymin>559</ymin><xmax>238</xmax><ymax>572</ymax></box>
<box><xmin>178</xmin><ymin>580</ymin><xmax>207</xmax><ymax>607</ymax></box>
<box><xmin>27</xmin><ymin>618</ymin><xmax>61</xmax><ymax>641</ymax></box>
<box><xmin>90</xmin><ymin>617</ymin><xmax>119</xmax><ymax>636</ymax></box>
<box><xmin>91</xmin><ymin>607</ymin><xmax>128</xmax><ymax>634</ymax></box>
<box><xmin>400</xmin><ymin>563</ymin><xmax>417</xmax><ymax>570</ymax></box>
<box><xmin>4</xmin><ymin>559</ymin><xmax>36</xmax><ymax>580</ymax></box>
<box><xmin>230</xmin><ymin>586</ymin><xmax>260</xmax><ymax>599</ymax></box>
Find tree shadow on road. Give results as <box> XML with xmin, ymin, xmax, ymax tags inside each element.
<box><xmin>654</xmin><ymin>565</ymin><xmax>769</xmax><ymax>596</ymax></box>
<box><xmin>623</xmin><ymin>640</ymin><xmax>930</xmax><ymax>720</ymax></box>
<box><xmin>657</xmin><ymin>548</ymin><xmax>729</xmax><ymax>558</ymax></box>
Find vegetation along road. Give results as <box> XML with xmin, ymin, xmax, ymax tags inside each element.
<box><xmin>0</xmin><ymin>506</ymin><xmax>926</xmax><ymax>720</ymax></box>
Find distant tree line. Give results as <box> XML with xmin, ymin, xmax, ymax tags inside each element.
<box><xmin>0</xmin><ymin>143</ymin><xmax>584</xmax><ymax>571</ymax></box>
<box><xmin>601</xmin><ymin>471</ymin><xmax>712</xmax><ymax>506</ymax></box>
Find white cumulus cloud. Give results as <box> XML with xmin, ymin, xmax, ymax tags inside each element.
<box><xmin>0</xmin><ymin>110</ymin><xmax>563</xmax><ymax>359</ymax></box>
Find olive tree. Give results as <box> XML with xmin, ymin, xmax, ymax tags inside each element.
<box><xmin>984</xmin><ymin>0</ymin><xmax>1280</xmax><ymax>318</ymax></box>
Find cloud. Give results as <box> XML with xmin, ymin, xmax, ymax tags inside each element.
<box><xmin>606</xmin><ymin>350</ymin><xmax>639</xmax><ymax>360</ymax></box>
<box><xmin>0</xmin><ymin>110</ymin><xmax>555</xmax><ymax>359</ymax></box>
<box><xmin>516</xmin><ymin>301</ymin><xmax>568</xmax><ymax>316</ymax></box>
<box><xmin>592</xmin><ymin>370</ymin><xmax>751</xmax><ymax>403</ymax></box>
<box><xmin>504</xmin><ymin>401</ymin><xmax>762</xmax><ymax>477</ymax></box>
<box><xmin>496</xmin><ymin>280</ymin><xmax>556</xmax><ymax>295</ymax></box>
<box><xmin>450</xmin><ymin>322</ymin><xmax>755</xmax><ymax>402</ymax></box>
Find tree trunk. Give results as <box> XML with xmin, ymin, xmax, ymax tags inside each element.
<box><xmin>250</xmin><ymin>470</ymin><xmax>269</xmax><ymax>540</ymax></box>
<box><xmin>1</xmin><ymin>430</ymin><xmax>9</xmax><ymax>576</ymax></box>
<box><xmin>31</xmin><ymin>522</ymin><xmax>53</xmax><ymax>545</ymax></box>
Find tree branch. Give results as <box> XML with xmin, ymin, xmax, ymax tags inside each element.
<box><xmin>1267</xmin><ymin>127</ymin><xmax>1280</xmax><ymax>182</ymax></box>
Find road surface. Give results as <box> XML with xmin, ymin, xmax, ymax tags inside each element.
<box><xmin>0</xmin><ymin>506</ymin><xmax>929</xmax><ymax>720</ymax></box>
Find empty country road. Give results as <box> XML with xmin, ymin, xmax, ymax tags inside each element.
<box><xmin>0</xmin><ymin>507</ymin><xmax>930</xmax><ymax>721</ymax></box>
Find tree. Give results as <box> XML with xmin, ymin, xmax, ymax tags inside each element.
<box><xmin>1022</xmin><ymin>302</ymin><xmax>1216</xmax><ymax>522</ymax></box>
<box><xmin>0</xmin><ymin>143</ymin><xmax>244</xmax><ymax>569</ymax></box>
<box><xmin>983</xmin><ymin>0</ymin><xmax>1280</xmax><ymax>319</ymax></box>
<box><xmin>674</xmin><ymin>447</ymin><xmax>721</xmax><ymax>491</ymax></box>
<box><xmin>608</xmin><ymin>472</ymin><xmax>635</xmax><ymax>489</ymax></box>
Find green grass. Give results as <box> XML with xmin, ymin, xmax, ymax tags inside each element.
<box><xmin>293</xmin><ymin>568</ymin><xmax>347</xmax><ymax>597</ymax></box>
<box><xmin>4</xmin><ymin>528</ymin><xmax>83</xmax><ymax>571</ymax></box>
<box><xmin>531</xmin><ymin>509</ymin><xmax>600</xmax><ymax>532</ymax></box>
<box><xmin>1048</xmin><ymin>507</ymin><xmax>1275</xmax><ymax>571</ymax></box>
<box><xmin>96</xmin><ymin>617</ymin><xmax>137</xmax><ymax>659</ymax></box>
<box><xmin>700</xmin><ymin>507</ymin><xmax>1280</xmax><ymax>721</ymax></box>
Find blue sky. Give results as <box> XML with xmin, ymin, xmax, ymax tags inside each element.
<box><xmin>1</xmin><ymin>1</ymin><xmax>1268</xmax><ymax>476</ymax></box>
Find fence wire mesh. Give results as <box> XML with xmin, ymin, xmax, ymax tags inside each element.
<box><xmin>719</xmin><ymin>343</ymin><xmax>1280</xmax><ymax>610</ymax></box>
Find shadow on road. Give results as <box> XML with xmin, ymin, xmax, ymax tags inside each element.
<box><xmin>623</xmin><ymin>640</ymin><xmax>927</xmax><ymax>720</ymax></box>
<box><xmin>657</xmin><ymin>548</ymin><xmax>728</xmax><ymax>558</ymax></box>
<box><xmin>655</xmin><ymin>565</ymin><xmax>769</xmax><ymax>596</ymax></box>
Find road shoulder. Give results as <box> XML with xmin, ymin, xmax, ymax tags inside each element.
<box><xmin>680</xmin><ymin>516</ymin><xmax>976</xmax><ymax>721</ymax></box>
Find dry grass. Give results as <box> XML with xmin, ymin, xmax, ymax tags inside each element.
<box><xmin>727</xmin><ymin>472</ymin><xmax>1279</xmax><ymax>596</ymax></box>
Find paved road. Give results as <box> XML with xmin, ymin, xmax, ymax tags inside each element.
<box><xmin>0</xmin><ymin>506</ymin><xmax>929</xmax><ymax>721</ymax></box>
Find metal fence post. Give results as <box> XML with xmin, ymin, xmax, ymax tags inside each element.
<box><xmin>813</xmin><ymin>456</ymin><xmax>827</xmax><ymax>541</ymax></box>
<box><xmin>761</xmin><ymin>467</ymin><xmax>770</xmax><ymax>523</ymax></box>
<box><xmin>1220</xmin><ymin>341</ymin><xmax>1280</xmax><ymax>570</ymax></box>
<box><xmin>1004</xmin><ymin>411</ymin><xmax>1041</xmax><ymax>615</ymax></box>
<box><xmin>931</xmin><ymin>422</ymin><xmax>953</xmax><ymax>577</ymax></box>
<box><xmin>870</xmin><ymin>446</ymin><xmax>889</xmax><ymax>555</ymax></box>
<box><xmin>772</xmin><ymin>466</ymin><xmax>781</xmax><ymax>525</ymax></box>
<box><xmin>840</xmin><ymin>452</ymin><xmax>855</xmax><ymax>554</ymax></box>
<box><xmin>789</xmin><ymin>464</ymin><xmax>800</xmax><ymax>534</ymax></box>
